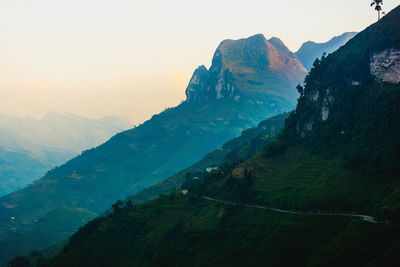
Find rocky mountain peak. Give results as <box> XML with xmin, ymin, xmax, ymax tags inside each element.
<box><xmin>185</xmin><ymin>65</ymin><xmax>209</xmax><ymax>102</ymax></box>
<box><xmin>185</xmin><ymin>34</ymin><xmax>307</xmax><ymax>112</ymax></box>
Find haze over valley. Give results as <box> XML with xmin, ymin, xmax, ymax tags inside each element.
<box><xmin>1</xmin><ymin>1</ymin><xmax>400</xmax><ymax>266</ymax></box>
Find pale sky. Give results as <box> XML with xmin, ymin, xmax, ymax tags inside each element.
<box><xmin>0</xmin><ymin>0</ymin><xmax>398</xmax><ymax>124</ymax></box>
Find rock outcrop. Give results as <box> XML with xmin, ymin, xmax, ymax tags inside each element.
<box><xmin>185</xmin><ymin>34</ymin><xmax>307</xmax><ymax>113</ymax></box>
<box><xmin>371</xmin><ymin>49</ymin><xmax>400</xmax><ymax>83</ymax></box>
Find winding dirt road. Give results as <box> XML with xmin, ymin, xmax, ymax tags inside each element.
<box><xmin>197</xmin><ymin>195</ymin><xmax>379</xmax><ymax>223</ymax></box>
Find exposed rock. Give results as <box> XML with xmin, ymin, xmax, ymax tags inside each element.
<box><xmin>185</xmin><ymin>65</ymin><xmax>209</xmax><ymax>102</ymax></box>
<box><xmin>321</xmin><ymin>89</ymin><xmax>334</xmax><ymax>121</ymax></box>
<box><xmin>185</xmin><ymin>34</ymin><xmax>307</xmax><ymax>110</ymax></box>
<box><xmin>370</xmin><ymin>49</ymin><xmax>400</xmax><ymax>83</ymax></box>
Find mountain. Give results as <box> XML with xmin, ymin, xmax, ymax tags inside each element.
<box><xmin>43</xmin><ymin>6</ymin><xmax>400</xmax><ymax>267</ymax></box>
<box><xmin>0</xmin><ymin>34</ymin><xmax>306</xmax><ymax>266</ymax></box>
<box><xmin>296</xmin><ymin>32</ymin><xmax>358</xmax><ymax>71</ymax></box>
<box><xmin>11</xmin><ymin>113</ymin><xmax>289</xmax><ymax>266</ymax></box>
<box><xmin>0</xmin><ymin>112</ymin><xmax>132</xmax><ymax>196</ymax></box>
<box><xmin>186</xmin><ymin>34</ymin><xmax>306</xmax><ymax>108</ymax></box>
<box><xmin>0</xmin><ymin>147</ymin><xmax>51</xmax><ymax>198</ymax></box>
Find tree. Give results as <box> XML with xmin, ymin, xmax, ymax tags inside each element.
<box><xmin>371</xmin><ymin>0</ymin><xmax>384</xmax><ymax>21</ymax></box>
<box><xmin>112</xmin><ymin>200</ymin><xmax>123</xmax><ymax>214</ymax></box>
<box><xmin>296</xmin><ymin>84</ymin><xmax>304</xmax><ymax>96</ymax></box>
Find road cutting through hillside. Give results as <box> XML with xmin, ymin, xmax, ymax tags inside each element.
<box><xmin>194</xmin><ymin>194</ymin><xmax>381</xmax><ymax>224</ymax></box>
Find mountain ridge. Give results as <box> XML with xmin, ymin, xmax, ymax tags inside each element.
<box><xmin>0</xmin><ymin>34</ymin><xmax>306</xmax><ymax>266</ymax></box>
<box><xmin>296</xmin><ymin>32</ymin><xmax>358</xmax><ymax>70</ymax></box>
<box><xmin>42</xmin><ymin>6</ymin><xmax>400</xmax><ymax>267</ymax></box>
<box><xmin>186</xmin><ymin>34</ymin><xmax>306</xmax><ymax>106</ymax></box>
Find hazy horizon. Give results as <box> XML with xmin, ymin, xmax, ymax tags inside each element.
<box><xmin>1</xmin><ymin>0</ymin><xmax>398</xmax><ymax>125</ymax></box>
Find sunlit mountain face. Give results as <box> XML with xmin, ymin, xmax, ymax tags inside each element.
<box><xmin>0</xmin><ymin>34</ymin><xmax>307</xmax><ymax>266</ymax></box>
<box><xmin>37</xmin><ymin>6</ymin><xmax>400</xmax><ymax>267</ymax></box>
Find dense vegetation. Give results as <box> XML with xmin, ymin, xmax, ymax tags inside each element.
<box><xmin>0</xmin><ymin>33</ymin><xmax>306</xmax><ymax>265</ymax></box>
<box><xmin>41</xmin><ymin>6</ymin><xmax>400</xmax><ymax>266</ymax></box>
<box><xmin>126</xmin><ymin>113</ymin><xmax>288</xmax><ymax>206</ymax></box>
<box><xmin>283</xmin><ymin>5</ymin><xmax>400</xmax><ymax>180</ymax></box>
<box><xmin>0</xmin><ymin>101</ymin><xmax>279</xmax><ymax>266</ymax></box>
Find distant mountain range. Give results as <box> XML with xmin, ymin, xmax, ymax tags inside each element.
<box><xmin>42</xmin><ymin>7</ymin><xmax>400</xmax><ymax>266</ymax></box>
<box><xmin>0</xmin><ymin>33</ymin><xmax>307</xmax><ymax>266</ymax></box>
<box><xmin>0</xmin><ymin>112</ymin><xmax>132</xmax><ymax>197</ymax></box>
<box><xmin>296</xmin><ymin>32</ymin><xmax>358</xmax><ymax>71</ymax></box>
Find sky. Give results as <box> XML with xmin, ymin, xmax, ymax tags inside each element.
<box><xmin>0</xmin><ymin>0</ymin><xmax>398</xmax><ymax>125</ymax></box>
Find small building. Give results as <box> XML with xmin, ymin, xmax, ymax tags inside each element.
<box><xmin>206</xmin><ymin>167</ymin><xmax>221</xmax><ymax>173</ymax></box>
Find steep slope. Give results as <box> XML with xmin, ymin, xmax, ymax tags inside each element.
<box><xmin>296</xmin><ymin>32</ymin><xmax>358</xmax><ymax>71</ymax></box>
<box><xmin>126</xmin><ymin>113</ymin><xmax>288</xmax><ymax>206</ymax></box>
<box><xmin>0</xmin><ymin>34</ymin><xmax>306</xmax><ymax>266</ymax></box>
<box><xmin>45</xmin><ymin>6</ymin><xmax>400</xmax><ymax>267</ymax></box>
<box><xmin>12</xmin><ymin>113</ymin><xmax>288</xmax><ymax>265</ymax></box>
<box><xmin>0</xmin><ymin>112</ymin><xmax>132</xmax><ymax>196</ymax></box>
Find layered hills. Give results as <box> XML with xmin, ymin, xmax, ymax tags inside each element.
<box><xmin>0</xmin><ymin>34</ymin><xmax>306</xmax><ymax>265</ymax></box>
<box><xmin>44</xmin><ymin>6</ymin><xmax>400</xmax><ymax>267</ymax></box>
<box><xmin>0</xmin><ymin>112</ymin><xmax>132</xmax><ymax>196</ymax></box>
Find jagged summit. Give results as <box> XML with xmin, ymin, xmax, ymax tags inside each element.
<box><xmin>185</xmin><ymin>34</ymin><xmax>307</xmax><ymax>111</ymax></box>
<box><xmin>0</xmin><ymin>33</ymin><xmax>309</xmax><ymax>265</ymax></box>
<box><xmin>185</xmin><ymin>65</ymin><xmax>209</xmax><ymax>102</ymax></box>
<box><xmin>45</xmin><ymin>7</ymin><xmax>400</xmax><ymax>267</ymax></box>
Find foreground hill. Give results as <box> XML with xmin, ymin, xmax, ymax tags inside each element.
<box><xmin>0</xmin><ymin>112</ymin><xmax>132</xmax><ymax>196</ymax></box>
<box><xmin>113</xmin><ymin>32</ymin><xmax>361</xmax><ymax>210</ymax></box>
<box><xmin>14</xmin><ymin>112</ymin><xmax>289</xmax><ymax>265</ymax></box>
<box><xmin>0</xmin><ymin>34</ymin><xmax>306</xmax><ymax>266</ymax></box>
<box><xmin>125</xmin><ymin>113</ymin><xmax>288</xmax><ymax>206</ymax></box>
<box><xmin>296</xmin><ymin>32</ymin><xmax>357</xmax><ymax>71</ymax></box>
<box><xmin>44</xmin><ymin>6</ymin><xmax>400</xmax><ymax>266</ymax></box>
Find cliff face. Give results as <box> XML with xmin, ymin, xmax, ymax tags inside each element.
<box><xmin>185</xmin><ymin>34</ymin><xmax>307</xmax><ymax>112</ymax></box>
<box><xmin>285</xmin><ymin>7</ymin><xmax>400</xmax><ymax>139</ymax></box>
<box><xmin>370</xmin><ymin>49</ymin><xmax>400</xmax><ymax>83</ymax></box>
<box><xmin>185</xmin><ymin>65</ymin><xmax>209</xmax><ymax>102</ymax></box>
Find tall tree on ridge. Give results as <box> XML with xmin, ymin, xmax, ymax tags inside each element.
<box><xmin>371</xmin><ymin>0</ymin><xmax>384</xmax><ymax>21</ymax></box>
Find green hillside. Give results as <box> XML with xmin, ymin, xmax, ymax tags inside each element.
<box><xmin>126</xmin><ymin>113</ymin><xmax>288</xmax><ymax>206</ymax></box>
<box><xmin>9</xmin><ymin>112</ymin><xmax>288</xmax><ymax>266</ymax></box>
<box><xmin>43</xmin><ymin>6</ymin><xmax>400</xmax><ymax>267</ymax></box>
<box><xmin>0</xmin><ymin>34</ymin><xmax>306</xmax><ymax>266</ymax></box>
